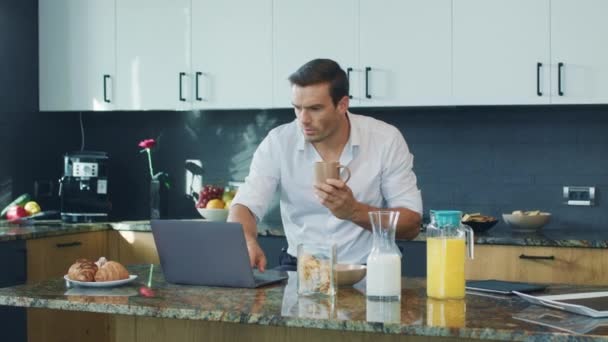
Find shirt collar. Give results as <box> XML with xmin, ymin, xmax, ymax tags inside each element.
<box><xmin>296</xmin><ymin>111</ymin><xmax>360</xmax><ymax>151</ymax></box>
<box><xmin>296</xmin><ymin>119</ymin><xmax>306</xmax><ymax>151</ymax></box>
<box><xmin>347</xmin><ymin>112</ymin><xmax>361</xmax><ymax>147</ymax></box>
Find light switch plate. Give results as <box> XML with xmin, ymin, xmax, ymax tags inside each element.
<box><xmin>563</xmin><ymin>186</ymin><xmax>595</xmax><ymax>206</ymax></box>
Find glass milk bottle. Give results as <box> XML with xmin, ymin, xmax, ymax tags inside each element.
<box><xmin>426</xmin><ymin>210</ymin><xmax>474</xmax><ymax>299</ymax></box>
<box><xmin>366</xmin><ymin>211</ymin><xmax>402</xmax><ymax>301</ymax></box>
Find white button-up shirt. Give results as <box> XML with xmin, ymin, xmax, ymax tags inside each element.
<box><xmin>232</xmin><ymin>112</ymin><xmax>422</xmax><ymax>264</ymax></box>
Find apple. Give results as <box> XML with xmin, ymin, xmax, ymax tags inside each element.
<box><xmin>139</xmin><ymin>286</ymin><xmax>155</xmax><ymax>297</ymax></box>
<box><xmin>6</xmin><ymin>206</ymin><xmax>29</xmax><ymax>222</ymax></box>
<box><xmin>222</xmin><ymin>189</ymin><xmax>236</xmax><ymax>203</ymax></box>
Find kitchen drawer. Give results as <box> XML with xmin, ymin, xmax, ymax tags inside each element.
<box><xmin>27</xmin><ymin>231</ymin><xmax>108</xmax><ymax>282</ymax></box>
<box><xmin>26</xmin><ymin>231</ymin><xmax>109</xmax><ymax>342</ymax></box>
<box><xmin>466</xmin><ymin>245</ymin><xmax>608</xmax><ymax>285</ymax></box>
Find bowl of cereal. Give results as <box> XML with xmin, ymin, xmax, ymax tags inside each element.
<box><xmin>335</xmin><ymin>264</ymin><xmax>366</xmax><ymax>286</ymax></box>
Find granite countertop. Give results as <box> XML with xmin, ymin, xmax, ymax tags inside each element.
<box><xmin>411</xmin><ymin>226</ymin><xmax>608</xmax><ymax>248</ymax></box>
<box><xmin>456</xmin><ymin>225</ymin><xmax>608</xmax><ymax>248</ymax></box>
<box><xmin>111</xmin><ymin>221</ymin><xmax>608</xmax><ymax>249</ymax></box>
<box><xmin>0</xmin><ymin>220</ymin><xmax>111</xmax><ymax>242</ymax></box>
<box><xmin>0</xmin><ymin>264</ymin><xmax>607</xmax><ymax>340</ymax></box>
<box><xmin>3</xmin><ymin>219</ymin><xmax>608</xmax><ymax>249</ymax></box>
<box><xmin>0</xmin><ymin>219</ymin><xmax>285</xmax><ymax>242</ymax></box>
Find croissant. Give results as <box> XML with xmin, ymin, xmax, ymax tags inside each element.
<box><xmin>67</xmin><ymin>259</ymin><xmax>98</xmax><ymax>282</ymax></box>
<box><xmin>94</xmin><ymin>261</ymin><xmax>129</xmax><ymax>282</ymax></box>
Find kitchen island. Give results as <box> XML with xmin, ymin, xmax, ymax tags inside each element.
<box><xmin>0</xmin><ymin>265</ymin><xmax>606</xmax><ymax>341</ymax></box>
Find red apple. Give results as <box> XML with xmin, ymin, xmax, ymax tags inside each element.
<box><xmin>139</xmin><ymin>286</ymin><xmax>155</xmax><ymax>297</ymax></box>
<box><xmin>6</xmin><ymin>206</ymin><xmax>29</xmax><ymax>222</ymax></box>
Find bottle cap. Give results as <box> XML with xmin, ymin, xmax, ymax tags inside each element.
<box><xmin>432</xmin><ymin>210</ymin><xmax>462</xmax><ymax>228</ymax></box>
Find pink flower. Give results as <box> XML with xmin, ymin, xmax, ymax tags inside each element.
<box><xmin>138</xmin><ymin>138</ymin><xmax>170</xmax><ymax>189</ymax></box>
<box><xmin>138</xmin><ymin>139</ymin><xmax>156</xmax><ymax>149</ymax></box>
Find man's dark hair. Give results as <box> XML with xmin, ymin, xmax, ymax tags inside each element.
<box><xmin>288</xmin><ymin>59</ymin><xmax>349</xmax><ymax>106</ymax></box>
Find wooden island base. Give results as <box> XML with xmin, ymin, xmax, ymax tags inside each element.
<box><xmin>110</xmin><ymin>314</ymin><xmax>467</xmax><ymax>342</ymax></box>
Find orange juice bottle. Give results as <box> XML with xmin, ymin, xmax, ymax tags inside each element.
<box><xmin>426</xmin><ymin>210</ymin><xmax>474</xmax><ymax>299</ymax></box>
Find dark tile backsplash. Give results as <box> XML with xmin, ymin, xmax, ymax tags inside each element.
<box><xmin>1</xmin><ymin>105</ymin><xmax>607</xmax><ymax>231</ymax></box>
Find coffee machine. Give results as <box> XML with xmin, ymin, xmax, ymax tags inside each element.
<box><xmin>59</xmin><ymin>151</ymin><xmax>111</xmax><ymax>223</ymax></box>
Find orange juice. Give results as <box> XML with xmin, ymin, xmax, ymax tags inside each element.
<box><xmin>426</xmin><ymin>298</ymin><xmax>466</xmax><ymax>327</ymax></box>
<box><xmin>426</xmin><ymin>237</ymin><xmax>465</xmax><ymax>299</ymax></box>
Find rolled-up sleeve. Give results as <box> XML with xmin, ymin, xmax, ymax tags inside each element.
<box><xmin>231</xmin><ymin>133</ymin><xmax>280</xmax><ymax>221</ymax></box>
<box><xmin>381</xmin><ymin>128</ymin><xmax>423</xmax><ymax>215</ymax></box>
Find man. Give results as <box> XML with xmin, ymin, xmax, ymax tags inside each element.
<box><xmin>229</xmin><ymin>59</ymin><xmax>422</xmax><ymax>272</ymax></box>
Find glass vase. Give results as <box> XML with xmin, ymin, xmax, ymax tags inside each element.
<box><xmin>150</xmin><ymin>179</ymin><xmax>168</xmax><ymax>219</ymax></box>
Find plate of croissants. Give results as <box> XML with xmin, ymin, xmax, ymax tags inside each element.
<box><xmin>65</xmin><ymin>257</ymin><xmax>137</xmax><ymax>287</ymax></box>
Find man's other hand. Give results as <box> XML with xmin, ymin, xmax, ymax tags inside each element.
<box><xmin>246</xmin><ymin>240</ymin><xmax>267</xmax><ymax>273</ymax></box>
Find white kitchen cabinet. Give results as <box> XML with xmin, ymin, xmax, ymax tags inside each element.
<box><xmin>116</xmin><ymin>0</ymin><xmax>191</xmax><ymax>110</ymax></box>
<box><xmin>274</xmin><ymin>0</ymin><xmax>450</xmax><ymax>108</ymax></box>
<box><xmin>272</xmin><ymin>0</ymin><xmax>358</xmax><ymax>108</ymax></box>
<box><xmin>39</xmin><ymin>0</ymin><xmax>608</xmax><ymax>111</ymax></box>
<box><xmin>39</xmin><ymin>0</ymin><xmax>116</xmax><ymax>111</ymax></box>
<box><xmin>452</xmin><ymin>0</ymin><xmax>551</xmax><ymax>105</ymax></box>
<box><xmin>358</xmin><ymin>0</ymin><xmax>452</xmax><ymax>107</ymax></box>
<box><xmin>550</xmin><ymin>0</ymin><xmax>608</xmax><ymax>104</ymax></box>
<box><xmin>191</xmin><ymin>0</ymin><xmax>272</xmax><ymax>109</ymax></box>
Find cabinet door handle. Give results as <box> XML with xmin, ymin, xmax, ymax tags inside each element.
<box><xmin>558</xmin><ymin>62</ymin><xmax>564</xmax><ymax>96</ymax></box>
<box><xmin>179</xmin><ymin>72</ymin><xmax>186</xmax><ymax>102</ymax></box>
<box><xmin>346</xmin><ymin>67</ymin><xmax>353</xmax><ymax>99</ymax></box>
<box><xmin>519</xmin><ymin>254</ymin><xmax>555</xmax><ymax>260</ymax></box>
<box><xmin>56</xmin><ymin>241</ymin><xmax>82</xmax><ymax>248</ymax></box>
<box><xmin>536</xmin><ymin>63</ymin><xmax>542</xmax><ymax>96</ymax></box>
<box><xmin>365</xmin><ymin>67</ymin><xmax>372</xmax><ymax>99</ymax></box>
<box><xmin>103</xmin><ymin>75</ymin><xmax>111</xmax><ymax>103</ymax></box>
<box><xmin>195</xmin><ymin>72</ymin><xmax>203</xmax><ymax>101</ymax></box>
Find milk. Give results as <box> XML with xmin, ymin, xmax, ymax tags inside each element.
<box><xmin>366</xmin><ymin>253</ymin><xmax>401</xmax><ymax>300</ymax></box>
<box><xmin>366</xmin><ymin>299</ymin><xmax>401</xmax><ymax>323</ymax></box>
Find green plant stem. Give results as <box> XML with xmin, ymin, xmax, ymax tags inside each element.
<box><xmin>147</xmin><ymin>264</ymin><xmax>154</xmax><ymax>287</ymax></box>
<box><xmin>146</xmin><ymin>149</ymin><xmax>155</xmax><ymax>179</ymax></box>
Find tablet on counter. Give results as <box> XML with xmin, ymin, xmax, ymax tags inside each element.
<box><xmin>466</xmin><ymin>279</ymin><xmax>548</xmax><ymax>295</ymax></box>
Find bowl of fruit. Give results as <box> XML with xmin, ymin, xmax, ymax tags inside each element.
<box><xmin>195</xmin><ymin>185</ymin><xmax>236</xmax><ymax>222</ymax></box>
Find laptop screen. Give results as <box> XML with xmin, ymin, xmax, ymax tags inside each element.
<box><xmin>151</xmin><ymin>220</ymin><xmax>257</xmax><ymax>287</ymax></box>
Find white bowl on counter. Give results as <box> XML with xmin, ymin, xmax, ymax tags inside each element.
<box><xmin>335</xmin><ymin>264</ymin><xmax>367</xmax><ymax>286</ymax></box>
<box><xmin>502</xmin><ymin>212</ymin><xmax>551</xmax><ymax>233</ymax></box>
<box><xmin>197</xmin><ymin>208</ymin><xmax>229</xmax><ymax>222</ymax></box>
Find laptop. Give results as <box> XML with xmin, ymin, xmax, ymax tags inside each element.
<box><xmin>150</xmin><ymin>220</ymin><xmax>287</xmax><ymax>288</ymax></box>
